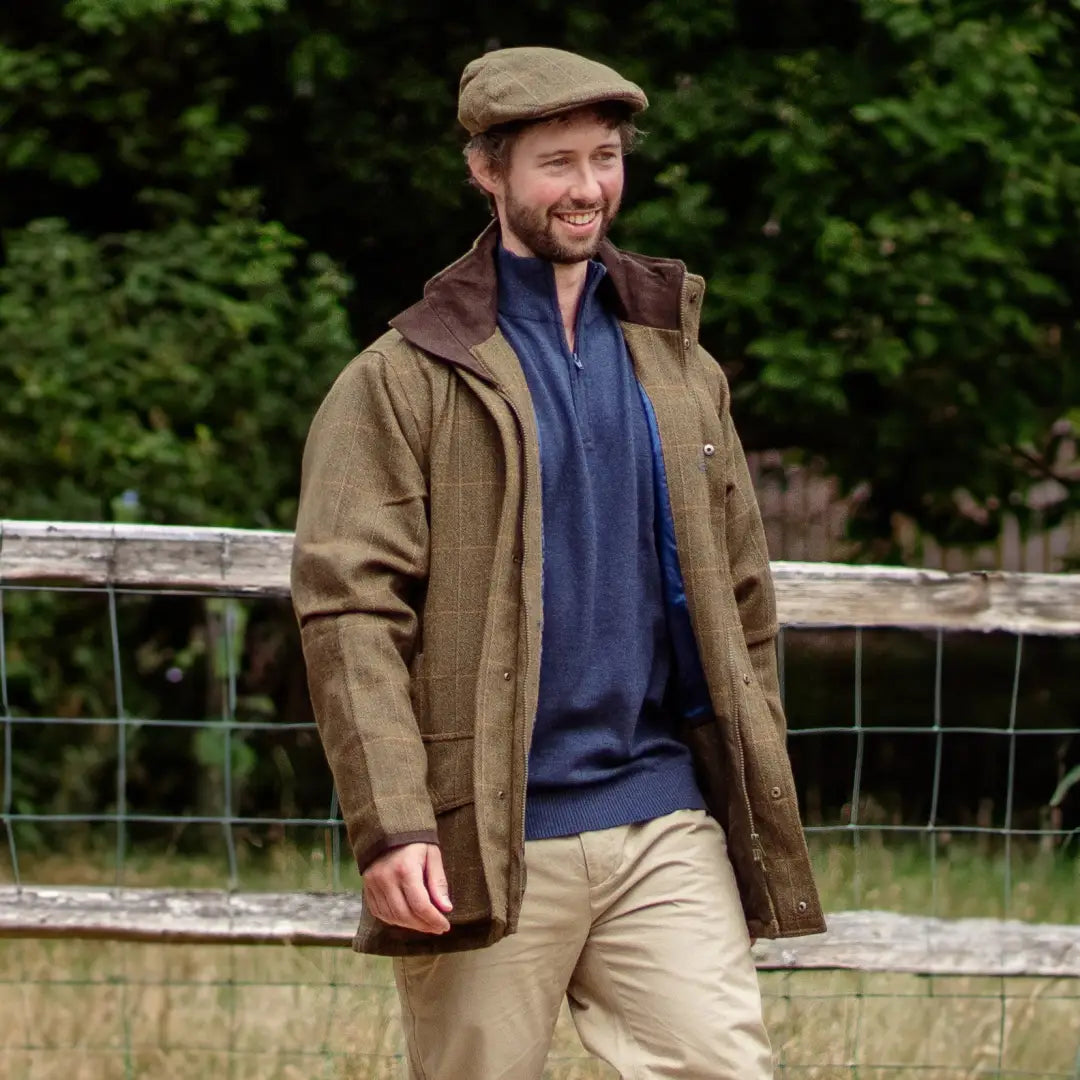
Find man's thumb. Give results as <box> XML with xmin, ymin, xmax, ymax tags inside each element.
<box><xmin>425</xmin><ymin>844</ymin><xmax>453</xmax><ymax>912</ymax></box>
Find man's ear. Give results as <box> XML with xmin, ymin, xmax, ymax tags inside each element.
<box><xmin>467</xmin><ymin>148</ymin><xmax>502</xmax><ymax>200</ymax></box>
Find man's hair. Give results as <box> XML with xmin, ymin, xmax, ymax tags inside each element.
<box><xmin>464</xmin><ymin>101</ymin><xmax>642</xmax><ymax>208</ymax></box>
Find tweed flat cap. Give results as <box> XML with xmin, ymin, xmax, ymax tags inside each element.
<box><xmin>458</xmin><ymin>46</ymin><xmax>647</xmax><ymax>136</ymax></box>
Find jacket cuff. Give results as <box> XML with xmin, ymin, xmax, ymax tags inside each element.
<box><xmin>355</xmin><ymin>830</ymin><xmax>441</xmax><ymax>874</ymax></box>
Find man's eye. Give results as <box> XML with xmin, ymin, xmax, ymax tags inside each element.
<box><xmin>544</xmin><ymin>158</ymin><xmax>569</xmax><ymax>168</ymax></box>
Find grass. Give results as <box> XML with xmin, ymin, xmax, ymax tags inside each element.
<box><xmin>2</xmin><ymin>838</ymin><xmax>1079</xmax><ymax>1079</ymax></box>
<box><xmin>807</xmin><ymin>836</ymin><xmax>1080</xmax><ymax>924</ymax></box>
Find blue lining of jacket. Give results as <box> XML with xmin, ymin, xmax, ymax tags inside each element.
<box><xmin>636</xmin><ymin>383</ymin><xmax>715</xmax><ymax>724</ymax></box>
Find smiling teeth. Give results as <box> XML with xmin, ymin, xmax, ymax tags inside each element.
<box><xmin>560</xmin><ymin>212</ymin><xmax>598</xmax><ymax>225</ymax></box>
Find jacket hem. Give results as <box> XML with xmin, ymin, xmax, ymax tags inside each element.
<box><xmin>353</xmin><ymin>917</ymin><xmax>507</xmax><ymax>956</ymax></box>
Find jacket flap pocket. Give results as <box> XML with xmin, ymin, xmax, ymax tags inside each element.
<box><xmin>420</xmin><ymin>732</ymin><xmax>474</xmax><ymax>814</ymax></box>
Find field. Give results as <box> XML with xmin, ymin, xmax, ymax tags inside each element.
<box><xmin>2</xmin><ymin>840</ymin><xmax>1079</xmax><ymax>1079</ymax></box>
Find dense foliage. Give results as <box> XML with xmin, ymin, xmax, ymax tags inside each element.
<box><xmin>3</xmin><ymin>0</ymin><xmax>1078</xmax><ymax>541</ymax></box>
<box><xmin>1</xmin><ymin>0</ymin><xmax>1077</xmax><ymax>835</ymax></box>
<box><xmin>1</xmin><ymin>202</ymin><xmax>351</xmax><ymax>525</ymax></box>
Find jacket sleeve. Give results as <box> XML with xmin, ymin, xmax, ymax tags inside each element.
<box><xmin>291</xmin><ymin>349</ymin><xmax>436</xmax><ymax>872</ymax></box>
<box><xmin>699</xmin><ymin>346</ymin><xmax>787</xmax><ymax>741</ymax></box>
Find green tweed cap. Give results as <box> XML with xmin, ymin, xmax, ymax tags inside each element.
<box><xmin>458</xmin><ymin>46</ymin><xmax>647</xmax><ymax>136</ymax></box>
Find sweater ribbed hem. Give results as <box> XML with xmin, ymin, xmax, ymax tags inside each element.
<box><xmin>524</xmin><ymin>759</ymin><xmax>706</xmax><ymax>841</ymax></box>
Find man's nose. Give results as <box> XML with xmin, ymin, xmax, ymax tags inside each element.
<box><xmin>569</xmin><ymin>165</ymin><xmax>603</xmax><ymax>204</ymax></box>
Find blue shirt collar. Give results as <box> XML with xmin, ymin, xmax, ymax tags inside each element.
<box><xmin>496</xmin><ymin>244</ymin><xmax>608</xmax><ymax>326</ymax></box>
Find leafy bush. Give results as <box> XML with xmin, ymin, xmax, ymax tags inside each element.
<box><xmin>0</xmin><ymin>192</ymin><xmax>352</xmax><ymax>526</ymax></box>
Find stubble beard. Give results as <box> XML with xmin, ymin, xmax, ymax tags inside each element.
<box><xmin>502</xmin><ymin>189</ymin><xmax>620</xmax><ymax>264</ymax></box>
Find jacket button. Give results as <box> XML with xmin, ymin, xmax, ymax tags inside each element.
<box><xmin>502</xmin><ymin>671</ymin><xmax>512</xmax><ymax>681</ymax></box>
<box><xmin>703</xmin><ymin>443</ymin><xmax>715</xmax><ymax>457</ymax></box>
<box><xmin>683</xmin><ymin>337</ymin><xmax>691</xmax><ymax>349</ymax></box>
<box><xmin>742</xmin><ymin>672</ymin><xmax>751</xmax><ymax>684</ymax></box>
<box><xmin>796</xmin><ymin>900</ymin><xmax>808</xmax><ymax>914</ymax></box>
<box><xmin>770</xmin><ymin>785</ymin><xmax>782</xmax><ymax>800</ymax></box>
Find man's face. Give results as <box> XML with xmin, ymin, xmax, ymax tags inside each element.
<box><xmin>489</xmin><ymin>112</ymin><xmax>625</xmax><ymax>264</ymax></box>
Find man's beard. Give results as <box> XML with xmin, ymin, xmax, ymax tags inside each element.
<box><xmin>503</xmin><ymin>189</ymin><xmax>619</xmax><ymax>264</ymax></box>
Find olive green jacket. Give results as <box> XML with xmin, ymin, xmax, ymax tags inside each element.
<box><xmin>291</xmin><ymin>224</ymin><xmax>825</xmax><ymax>955</ymax></box>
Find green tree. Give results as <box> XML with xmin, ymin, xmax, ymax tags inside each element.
<box><xmin>0</xmin><ymin>194</ymin><xmax>352</xmax><ymax>526</ymax></box>
<box><xmin>3</xmin><ymin>0</ymin><xmax>1077</xmax><ymax>550</ymax></box>
<box><xmin>610</xmin><ymin>0</ymin><xmax>1080</xmax><ymax>548</ymax></box>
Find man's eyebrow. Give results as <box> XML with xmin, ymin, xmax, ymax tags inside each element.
<box><xmin>535</xmin><ymin>140</ymin><xmax>621</xmax><ymax>158</ymax></box>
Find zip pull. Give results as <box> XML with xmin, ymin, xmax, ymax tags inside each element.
<box><xmin>750</xmin><ymin>832</ymin><xmax>766</xmax><ymax>868</ymax></box>
<box><xmin>572</xmin><ymin>352</ymin><xmax>583</xmax><ymax>370</ymax></box>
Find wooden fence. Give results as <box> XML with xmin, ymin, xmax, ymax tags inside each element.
<box><xmin>1</xmin><ymin>520</ymin><xmax>1078</xmax><ymax>978</ymax></box>
<box><xmin>746</xmin><ymin>451</ymin><xmax>1080</xmax><ymax>572</ymax></box>
<box><xmin>2</xmin><ymin>520</ymin><xmax>1079</xmax><ymax>635</ymax></box>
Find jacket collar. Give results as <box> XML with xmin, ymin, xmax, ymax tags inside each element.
<box><xmin>389</xmin><ymin>221</ymin><xmax>690</xmax><ymax>384</ymax></box>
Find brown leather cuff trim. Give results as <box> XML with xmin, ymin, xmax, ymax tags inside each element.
<box><xmin>356</xmin><ymin>830</ymin><xmax>440</xmax><ymax>874</ymax></box>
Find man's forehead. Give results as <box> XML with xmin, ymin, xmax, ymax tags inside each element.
<box><xmin>518</xmin><ymin>113</ymin><xmax>622</xmax><ymax>152</ymax></box>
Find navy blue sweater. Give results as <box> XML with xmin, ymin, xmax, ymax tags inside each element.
<box><xmin>496</xmin><ymin>246</ymin><xmax>704</xmax><ymax>840</ymax></box>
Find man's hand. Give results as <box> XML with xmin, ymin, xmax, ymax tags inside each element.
<box><xmin>362</xmin><ymin>842</ymin><xmax>453</xmax><ymax>934</ymax></box>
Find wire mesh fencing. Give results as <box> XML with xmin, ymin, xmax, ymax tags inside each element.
<box><xmin>1</xmin><ymin>522</ymin><xmax>1078</xmax><ymax>1079</ymax></box>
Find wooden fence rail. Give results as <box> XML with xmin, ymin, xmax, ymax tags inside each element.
<box><xmin>2</xmin><ymin>519</ymin><xmax>1079</xmax><ymax>635</ymax></box>
<box><xmin>1</xmin><ymin>886</ymin><xmax>1078</xmax><ymax>978</ymax></box>
<box><xmin>1</xmin><ymin>520</ymin><xmax>1078</xmax><ymax>977</ymax></box>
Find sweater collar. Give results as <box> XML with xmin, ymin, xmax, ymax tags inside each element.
<box><xmin>495</xmin><ymin>245</ymin><xmax>608</xmax><ymax>327</ymax></box>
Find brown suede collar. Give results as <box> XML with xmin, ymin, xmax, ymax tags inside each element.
<box><xmin>389</xmin><ymin>222</ymin><xmax>688</xmax><ymax>383</ymax></box>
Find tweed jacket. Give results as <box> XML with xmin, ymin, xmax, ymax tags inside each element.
<box><xmin>291</xmin><ymin>224</ymin><xmax>826</xmax><ymax>956</ymax></box>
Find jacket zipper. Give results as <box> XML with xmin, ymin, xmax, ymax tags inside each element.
<box><xmin>680</xmin><ymin>271</ymin><xmax>763</xmax><ymax>869</ymax></box>
<box><xmin>679</xmin><ymin>274</ymin><xmax>772</xmax><ymax>918</ymax></box>
<box><xmin>495</xmin><ymin>385</ymin><xmax>535</xmax><ymax>908</ymax></box>
<box><xmin>679</xmin><ymin>277</ymin><xmax>691</xmax><ymax>363</ymax></box>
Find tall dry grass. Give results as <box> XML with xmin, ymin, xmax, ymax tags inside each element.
<box><xmin>2</xmin><ymin>839</ymin><xmax>1078</xmax><ymax>1079</ymax></box>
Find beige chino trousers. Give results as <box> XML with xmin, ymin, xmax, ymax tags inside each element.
<box><xmin>394</xmin><ymin>809</ymin><xmax>774</xmax><ymax>1079</ymax></box>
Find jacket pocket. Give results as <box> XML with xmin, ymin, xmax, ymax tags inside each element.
<box><xmin>421</xmin><ymin>731</ymin><xmax>474</xmax><ymax>813</ymax></box>
<box><xmin>421</xmin><ymin>734</ymin><xmax>489</xmax><ymax>922</ymax></box>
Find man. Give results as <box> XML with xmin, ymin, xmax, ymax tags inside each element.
<box><xmin>292</xmin><ymin>45</ymin><xmax>824</xmax><ymax>1080</ymax></box>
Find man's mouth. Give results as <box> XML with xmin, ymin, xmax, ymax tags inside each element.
<box><xmin>553</xmin><ymin>209</ymin><xmax>601</xmax><ymax>228</ymax></box>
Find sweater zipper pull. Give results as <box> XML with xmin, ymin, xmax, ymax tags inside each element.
<box><xmin>572</xmin><ymin>352</ymin><xmax>583</xmax><ymax>370</ymax></box>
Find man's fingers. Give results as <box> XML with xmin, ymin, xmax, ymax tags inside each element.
<box><xmin>399</xmin><ymin>871</ymin><xmax>451</xmax><ymax>933</ymax></box>
<box><xmin>370</xmin><ymin>876</ymin><xmax>440</xmax><ymax>934</ymax></box>
<box><xmin>424</xmin><ymin>845</ymin><xmax>453</xmax><ymax>913</ymax></box>
<box><xmin>362</xmin><ymin>842</ymin><xmax>451</xmax><ymax>934</ymax></box>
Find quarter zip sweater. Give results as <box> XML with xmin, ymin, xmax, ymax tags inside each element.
<box><xmin>496</xmin><ymin>246</ymin><xmax>704</xmax><ymax>840</ymax></box>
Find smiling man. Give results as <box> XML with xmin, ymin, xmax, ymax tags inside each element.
<box><xmin>292</xmin><ymin>46</ymin><xmax>824</xmax><ymax>1080</ymax></box>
